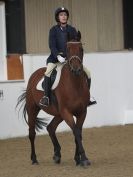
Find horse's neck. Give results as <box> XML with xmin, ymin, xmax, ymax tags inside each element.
<box><xmin>63</xmin><ymin>65</ymin><xmax>84</xmax><ymax>90</ymax></box>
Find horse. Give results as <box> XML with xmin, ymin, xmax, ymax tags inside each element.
<box><xmin>17</xmin><ymin>31</ymin><xmax>91</xmax><ymax>167</ymax></box>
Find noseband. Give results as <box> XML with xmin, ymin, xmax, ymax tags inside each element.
<box><xmin>68</xmin><ymin>55</ymin><xmax>83</xmax><ymax>75</ymax></box>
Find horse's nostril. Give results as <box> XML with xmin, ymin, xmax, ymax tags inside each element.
<box><xmin>71</xmin><ymin>68</ymin><xmax>74</xmax><ymax>73</ymax></box>
<box><xmin>78</xmin><ymin>68</ymin><xmax>81</xmax><ymax>72</ymax></box>
<box><xmin>70</xmin><ymin>66</ymin><xmax>82</xmax><ymax>75</ymax></box>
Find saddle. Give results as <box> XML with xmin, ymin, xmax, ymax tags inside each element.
<box><xmin>36</xmin><ymin>63</ymin><xmax>65</xmax><ymax>91</ymax></box>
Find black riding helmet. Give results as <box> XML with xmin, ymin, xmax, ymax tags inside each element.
<box><xmin>55</xmin><ymin>7</ymin><xmax>69</xmax><ymax>22</ymax></box>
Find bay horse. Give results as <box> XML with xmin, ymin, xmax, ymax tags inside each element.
<box><xmin>17</xmin><ymin>31</ymin><xmax>91</xmax><ymax>167</ymax></box>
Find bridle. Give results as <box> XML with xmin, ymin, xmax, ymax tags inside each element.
<box><xmin>67</xmin><ymin>55</ymin><xmax>83</xmax><ymax>75</ymax></box>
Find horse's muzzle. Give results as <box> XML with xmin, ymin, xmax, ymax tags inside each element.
<box><xmin>71</xmin><ymin>67</ymin><xmax>82</xmax><ymax>76</ymax></box>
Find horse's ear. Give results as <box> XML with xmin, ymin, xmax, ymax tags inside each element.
<box><xmin>76</xmin><ymin>31</ymin><xmax>81</xmax><ymax>41</ymax></box>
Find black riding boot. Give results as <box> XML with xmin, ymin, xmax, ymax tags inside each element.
<box><xmin>87</xmin><ymin>78</ymin><xmax>97</xmax><ymax>106</ymax></box>
<box><xmin>39</xmin><ymin>76</ymin><xmax>51</xmax><ymax>107</ymax></box>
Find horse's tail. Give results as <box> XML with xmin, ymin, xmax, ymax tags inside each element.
<box><xmin>35</xmin><ymin>117</ymin><xmax>48</xmax><ymax>131</ymax></box>
<box><xmin>16</xmin><ymin>90</ymin><xmax>47</xmax><ymax>131</ymax></box>
<box><xmin>16</xmin><ymin>90</ymin><xmax>28</xmax><ymax>124</ymax></box>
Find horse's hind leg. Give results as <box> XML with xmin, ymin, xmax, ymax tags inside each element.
<box><xmin>27</xmin><ymin>105</ymin><xmax>40</xmax><ymax>164</ymax></box>
<box><xmin>47</xmin><ymin>116</ymin><xmax>63</xmax><ymax>164</ymax></box>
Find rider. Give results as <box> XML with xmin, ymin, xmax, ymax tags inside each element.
<box><xmin>39</xmin><ymin>7</ymin><xmax>97</xmax><ymax>107</ymax></box>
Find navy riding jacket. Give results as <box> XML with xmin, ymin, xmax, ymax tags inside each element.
<box><xmin>47</xmin><ymin>24</ymin><xmax>77</xmax><ymax>64</ymax></box>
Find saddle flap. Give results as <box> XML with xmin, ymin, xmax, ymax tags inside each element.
<box><xmin>36</xmin><ymin>63</ymin><xmax>65</xmax><ymax>91</ymax></box>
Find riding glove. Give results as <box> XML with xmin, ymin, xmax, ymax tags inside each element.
<box><xmin>57</xmin><ymin>55</ymin><xmax>65</xmax><ymax>63</ymax></box>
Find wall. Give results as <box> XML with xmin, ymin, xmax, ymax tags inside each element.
<box><xmin>0</xmin><ymin>81</ymin><xmax>27</xmax><ymax>138</ymax></box>
<box><xmin>24</xmin><ymin>0</ymin><xmax>123</xmax><ymax>53</ymax></box>
<box><xmin>0</xmin><ymin>2</ymin><xmax>7</xmax><ymax>80</ymax></box>
<box><xmin>0</xmin><ymin>52</ymin><xmax>133</xmax><ymax>139</ymax></box>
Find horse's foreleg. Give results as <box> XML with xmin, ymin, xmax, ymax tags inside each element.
<box><xmin>74</xmin><ymin>133</ymin><xmax>81</xmax><ymax>165</ymax></box>
<box><xmin>73</xmin><ymin>126</ymin><xmax>91</xmax><ymax>167</ymax></box>
<box><xmin>61</xmin><ymin>109</ymin><xmax>90</xmax><ymax>167</ymax></box>
<box><xmin>60</xmin><ymin>109</ymin><xmax>81</xmax><ymax>164</ymax></box>
<box><xmin>47</xmin><ymin>116</ymin><xmax>63</xmax><ymax>164</ymax></box>
<box><xmin>74</xmin><ymin>111</ymin><xmax>91</xmax><ymax>167</ymax></box>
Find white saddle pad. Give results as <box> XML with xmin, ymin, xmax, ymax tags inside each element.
<box><xmin>36</xmin><ymin>63</ymin><xmax>65</xmax><ymax>91</ymax></box>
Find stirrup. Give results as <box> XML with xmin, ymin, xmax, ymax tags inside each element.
<box><xmin>39</xmin><ymin>96</ymin><xmax>49</xmax><ymax>107</ymax></box>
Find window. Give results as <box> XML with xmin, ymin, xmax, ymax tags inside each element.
<box><xmin>5</xmin><ymin>0</ymin><xmax>26</xmax><ymax>54</ymax></box>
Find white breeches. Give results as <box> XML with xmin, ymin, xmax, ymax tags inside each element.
<box><xmin>45</xmin><ymin>63</ymin><xmax>58</xmax><ymax>77</ymax></box>
<box><xmin>45</xmin><ymin>62</ymin><xmax>91</xmax><ymax>78</ymax></box>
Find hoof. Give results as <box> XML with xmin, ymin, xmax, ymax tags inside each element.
<box><xmin>76</xmin><ymin>161</ymin><xmax>81</xmax><ymax>166</ymax></box>
<box><xmin>32</xmin><ymin>160</ymin><xmax>39</xmax><ymax>165</ymax></box>
<box><xmin>80</xmin><ymin>159</ymin><xmax>91</xmax><ymax>167</ymax></box>
<box><xmin>75</xmin><ymin>159</ymin><xmax>81</xmax><ymax>166</ymax></box>
<box><xmin>53</xmin><ymin>155</ymin><xmax>61</xmax><ymax>164</ymax></box>
<box><xmin>75</xmin><ymin>157</ymin><xmax>81</xmax><ymax>166</ymax></box>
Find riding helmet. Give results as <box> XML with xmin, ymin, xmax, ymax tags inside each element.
<box><xmin>55</xmin><ymin>7</ymin><xmax>69</xmax><ymax>22</ymax></box>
